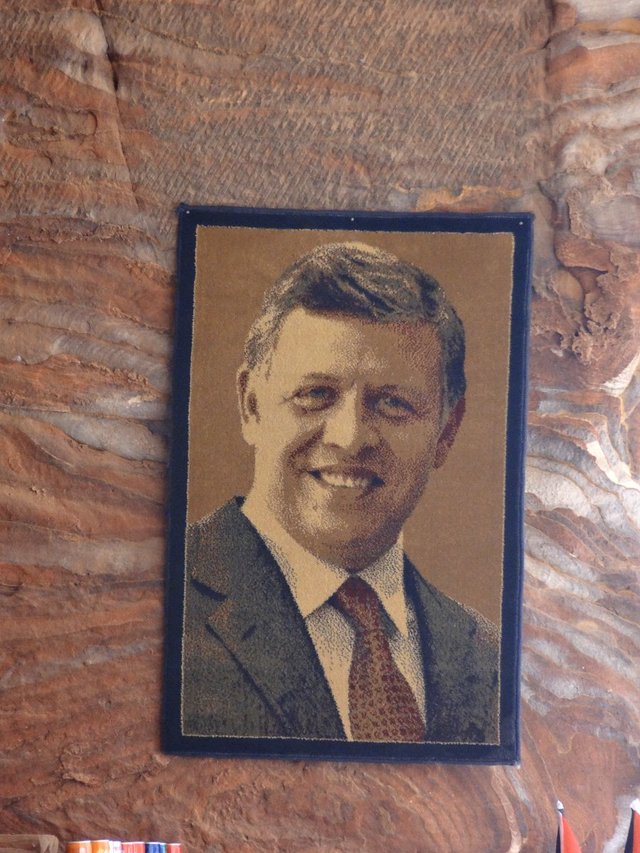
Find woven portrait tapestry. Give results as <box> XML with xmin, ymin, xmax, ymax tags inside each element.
<box><xmin>163</xmin><ymin>207</ymin><xmax>531</xmax><ymax>763</ymax></box>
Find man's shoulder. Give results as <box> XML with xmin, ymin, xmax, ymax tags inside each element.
<box><xmin>405</xmin><ymin>558</ymin><xmax>500</xmax><ymax>707</ymax></box>
<box><xmin>188</xmin><ymin>497</ymin><xmax>244</xmax><ymax>540</ymax></box>
<box><xmin>405</xmin><ymin>559</ymin><xmax>500</xmax><ymax>743</ymax></box>
<box><xmin>406</xmin><ymin>559</ymin><xmax>499</xmax><ymax>646</ymax></box>
<box><xmin>187</xmin><ymin>497</ymin><xmax>267</xmax><ymax>593</ymax></box>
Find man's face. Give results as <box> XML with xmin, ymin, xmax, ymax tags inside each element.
<box><xmin>239</xmin><ymin>307</ymin><xmax>462</xmax><ymax>569</ymax></box>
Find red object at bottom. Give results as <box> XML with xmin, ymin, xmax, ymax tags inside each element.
<box><xmin>556</xmin><ymin>807</ymin><xmax>582</xmax><ymax>853</ymax></box>
<box><xmin>625</xmin><ymin>804</ymin><xmax>640</xmax><ymax>853</ymax></box>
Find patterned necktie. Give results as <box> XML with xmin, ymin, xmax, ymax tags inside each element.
<box><xmin>332</xmin><ymin>575</ymin><xmax>426</xmax><ymax>742</ymax></box>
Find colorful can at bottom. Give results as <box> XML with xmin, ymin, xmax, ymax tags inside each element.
<box><xmin>145</xmin><ymin>844</ymin><xmax>166</xmax><ymax>853</ymax></box>
<box><xmin>66</xmin><ymin>843</ymin><xmax>92</xmax><ymax>853</ymax></box>
<box><xmin>122</xmin><ymin>843</ymin><xmax>145</xmax><ymax>852</ymax></box>
<box><xmin>91</xmin><ymin>842</ymin><xmax>112</xmax><ymax>853</ymax></box>
<box><xmin>166</xmin><ymin>846</ymin><xmax>182</xmax><ymax>853</ymax></box>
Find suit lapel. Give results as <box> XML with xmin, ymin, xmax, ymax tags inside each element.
<box><xmin>191</xmin><ymin>500</ymin><xmax>345</xmax><ymax>739</ymax></box>
<box><xmin>405</xmin><ymin>557</ymin><xmax>482</xmax><ymax>742</ymax></box>
<box><xmin>405</xmin><ymin>560</ymin><xmax>498</xmax><ymax>743</ymax></box>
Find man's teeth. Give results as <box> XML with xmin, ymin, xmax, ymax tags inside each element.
<box><xmin>316</xmin><ymin>471</ymin><xmax>372</xmax><ymax>489</ymax></box>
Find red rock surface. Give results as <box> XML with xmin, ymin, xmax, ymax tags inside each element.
<box><xmin>1</xmin><ymin>0</ymin><xmax>639</xmax><ymax>850</ymax></box>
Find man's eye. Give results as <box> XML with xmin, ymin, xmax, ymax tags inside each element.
<box><xmin>375</xmin><ymin>394</ymin><xmax>415</xmax><ymax>419</ymax></box>
<box><xmin>291</xmin><ymin>387</ymin><xmax>336</xmax><ymax>411</ymax></box>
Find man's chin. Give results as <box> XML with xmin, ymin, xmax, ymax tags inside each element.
<box><xmin>288</xmin><ymin>516</ymin><xmax>400</xmax><ymax>570</ymax></box>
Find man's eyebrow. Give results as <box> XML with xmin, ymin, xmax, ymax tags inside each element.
<box><xmin>375</xmin><ymin>383</ymin><xmax>429</xmax><ymax>396</ymax></box>
<box><xmin>291</xmin><ymin>372</ymin><xmax>340</xmax><ymax>384</ymax></box>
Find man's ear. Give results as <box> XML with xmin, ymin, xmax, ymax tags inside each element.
<box><xmin>434</xmin><ymin>397</ymin><xmax>465</xmax><ymax>469</ymax></box>
<box><xmin>236</xmin><ymin>365</ymin><xmax>260</xmax><ymax>446</ymax></box>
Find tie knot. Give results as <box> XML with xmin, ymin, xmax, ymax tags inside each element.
<box><xmin>332</xmin><ymin>575</ymin><xmax>385</xmax><ymax>634</ymax></box>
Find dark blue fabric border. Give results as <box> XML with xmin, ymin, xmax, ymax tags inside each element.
<box><xmin>163</xmin><ymin>205</ymin><xmax>532</xmax><ymax>765</ymax></box>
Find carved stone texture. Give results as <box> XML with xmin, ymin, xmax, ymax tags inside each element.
<box><xmin>0</xmin><ymin>837</ymin><xmax>59</xmax><ymax>853</ymax></box>
<box><xmin>0</xmin><ymin>0</ymin><xmax>638</xmax><ymax>851</ymax></box>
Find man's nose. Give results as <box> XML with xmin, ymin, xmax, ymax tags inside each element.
<box><xmin>322</xmin><ymin>391</ymin><xmax>377</xmax><ymax>451</ymax></box>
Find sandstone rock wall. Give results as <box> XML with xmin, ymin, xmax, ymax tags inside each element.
<box><xmin>1</xmin><ymin>0</ymin><xmax>638</xmax><ymax>850</ymax></box>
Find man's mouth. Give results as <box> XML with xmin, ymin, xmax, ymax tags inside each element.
<box><xmin>308</xmin><ymin>467</ymin><xmax>383</xmax><ymax>491</ymax></box>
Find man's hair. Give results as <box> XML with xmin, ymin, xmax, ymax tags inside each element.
<box><xmin>243</xmin><ymin>241</ymin><xmax>466</xmax><ymax>412</ymax></box>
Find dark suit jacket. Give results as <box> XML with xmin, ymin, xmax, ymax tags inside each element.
<box><xmin>182</xmin><ymin>498</ymin><xmax>500</xmax><ymax>743</ymax></box>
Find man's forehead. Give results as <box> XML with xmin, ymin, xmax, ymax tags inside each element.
<box><xmin>272</xmin><ymin>306</ymin><xmax>441</xmax><ymax>346</ymax></box>
<box><xmin>261</xmin><ymin>307</ymin><xmax>444</xmax><ymax>383</ymax></box>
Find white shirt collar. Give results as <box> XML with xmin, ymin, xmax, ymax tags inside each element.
<box><xmin>242</xmin><ymin>496</ymin><xmax>409</xmax><ymax>637</ymax></box>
